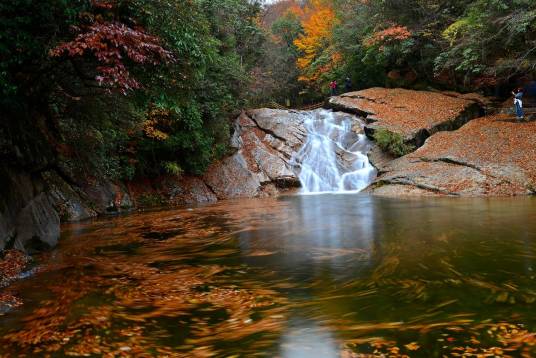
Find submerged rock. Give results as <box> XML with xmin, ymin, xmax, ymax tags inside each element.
<box><xmin>329</xmin><ymin>88</ymin><xmax>483</xmax><ymax>148</ymax></box>
<box><xmin>369</xmin><ymin>114</ymin><xmax>536</xmax><ymax>196</ymax></box>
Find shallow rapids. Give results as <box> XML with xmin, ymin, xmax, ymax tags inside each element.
<box><xmin>291</xmin><ymin>109</ymin><xmax>376</xmax><ymax>194</ymax></box>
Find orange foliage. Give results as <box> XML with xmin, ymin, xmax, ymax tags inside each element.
<box><xmin>293</xmin><ymin>0</ymin><xmax>339</xmax><ymax>84</ymax></box>
<box><xmin>364</xmin><ymin>25</ymin><xmax>412</xmax><ymax>48</ymax></box>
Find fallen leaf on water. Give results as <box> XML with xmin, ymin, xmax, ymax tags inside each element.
<box><xmin>404</xmin><ymin>342</ymin><xmax>420</xmax><ymax>351</ymax></box>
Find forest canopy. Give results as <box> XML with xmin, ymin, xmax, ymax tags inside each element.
<box><xmin>1</xmin><ymin>0</ymin><xmax>535</xmax><ymax>182</ymax></box>
<box><xmin>260</xmin><ymin>0</ymin><xmax>536</xmax><ymax>96</ymax></box>
<box><xmin>0</xmin><ymin>0</ymin><xmax>265</xmax><ymax>179</ymax></box>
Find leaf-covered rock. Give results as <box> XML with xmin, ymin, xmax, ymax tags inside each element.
<box><xmin>370</xmin><ymin>114</ymin><xmax>536</xmax><ymax>197</ymax></box>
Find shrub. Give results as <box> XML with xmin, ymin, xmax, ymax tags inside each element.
<box><xmin>373</xmin><ymin>129</ymin><xmax>415</xmax><ymax>157</ymax></box>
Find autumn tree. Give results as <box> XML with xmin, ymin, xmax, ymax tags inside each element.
<box><xmin>0</xmin><ymin>0</ymin><xmax>266</xmax><ymax>183</ymax></box>
<box><xmin>293</xmin><ymin>0</ymin><xmax>340</xmax><ymax>89</ymax></box>
<box><xmin>50</xmin><ymin>21</ymin><xmax>173</xmax><ymax>94</ymax></box>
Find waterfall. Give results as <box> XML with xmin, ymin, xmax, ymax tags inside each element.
<box><xmin>292</xmin><ymin>109</ymin><xmax>376</xmax><ymax>194</ymax></box>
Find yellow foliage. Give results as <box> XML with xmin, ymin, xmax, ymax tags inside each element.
<box><xmin>293</xmin><ymin>0</ymin><xmax>339</xmax><ymax>84</ymax></box>
<box><xmin>442</xmin><ymin>19</ymin><xmax>470</xmax><ymax>45</ymax></box>
<box><xmin>143</xmin><ymin>119</ymin><xmax>169</xmax><ymax>141</ymax></box>
<box><xmin>143</xmin><ymin>107</ymin><xmax>172</xmax><ymax>141</ymax></box>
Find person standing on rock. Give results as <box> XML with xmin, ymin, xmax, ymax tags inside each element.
<box><xmin>345</xmin><ymin>77</ymin><xmax>352</xmax><ymax>92</ymax></box>
<box><xmin>330</xmin><ymin>80</ymin><xmax>338</xmax><ymax>96</ymax></box>
<box><xmin>513</xmin><ymin>88</ymin><xmax>524</xmax><ymax>121</ymax></box>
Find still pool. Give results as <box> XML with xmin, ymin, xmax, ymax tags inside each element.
<box><xmin>2</xmin><ymin>194</ymin><xmax>536</xmax><ymax>357</ymax></box>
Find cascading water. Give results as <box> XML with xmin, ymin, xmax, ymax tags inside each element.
<box><xmin>291</xmin><ymin>109</ymin><xmax>376</xmax><ymax>194</ymax></box>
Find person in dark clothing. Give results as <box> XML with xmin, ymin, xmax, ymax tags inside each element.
<box><xmin>513</xmin><ymin>88</ymin><xmax>524</xmax><ymax>121</ymax></box>
<box><xmin>330</xmin><ymin>80</ymin><xmax>338</xmax><ymax>96</ymax></box>
<box><xmin>345</xmin><ymin>77</ymin><xmax>352</xmax><ymax>92</ymax></box>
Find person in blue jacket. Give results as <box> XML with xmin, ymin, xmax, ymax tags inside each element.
<box><xmin>512</xmin><ymin>88</ymin><xmax>524</xmax><ymax>122</ymax></box>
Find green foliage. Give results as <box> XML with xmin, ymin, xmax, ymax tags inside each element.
<box><xmin>373</xmin><ymin>129</ymin><xmax>415</xmax><ymax>157</ymax></box>
<box><xmin>163</xmin><ymin>162</ymin><xmax>183</xmax><ymax>177</ymax></box>
<box><xmin>249</xmin><ymin>10</ymin><xmax>311</xmax><ymax>106</ymax></box>
<box><xmin>272</xmin><ymin>13</ymin><xmax>303</xmax><ymax>51</ymax></box>
<box><xmin>124</xmin><ymin>0</ymin><xmax>263</xmax><ymax>176</ymax></box>
<box><xmin>434</xmin><ymin>0</ymin><xmax>536</xmax><ymax>87</ymax></box>
<box><xmin>137</xmin><ymin>102</ymin><xmax>215</xmax><ymax>177</ymax></box>
<box><xmin>256</xmin><ymin>0</ymin><xmax>531</xmax><ymax>93</ymax></box>
<box><xmin>1</xmin><ymin>0</ymin><xmax>265</xmax><ymax>183</ymax></box>
<box><xmin>0</xmin><ymin>0</ymin><xmax>86</xmax><ymax>101</ymax></box>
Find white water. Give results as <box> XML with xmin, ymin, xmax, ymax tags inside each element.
<box><xmin>291</xmin><ymin>109</ymin><xmax>376</xmax><ymax>194</ymax></box>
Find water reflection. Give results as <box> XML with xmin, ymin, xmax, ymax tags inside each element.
<box><xmin>237</xmin><ymin>194</ymin><xmax>376</xmax><ymax>281</ymax></box>
<box><xmin>279</xmin><ymin>317</ymin><xmax>339</xmax><ymax>358</ymax></box>
<box><xmin>3</xmin><ymin>196</ymin><xmax>536</xmax><ymax>356</ymax></box>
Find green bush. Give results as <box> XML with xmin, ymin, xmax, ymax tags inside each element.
<box><xmin>373</xmin><ymin>129</ymin><xmax>415</xmax><ymax>157</ymax></box>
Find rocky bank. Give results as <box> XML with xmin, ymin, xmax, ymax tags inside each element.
<box><xmin>329</xmin><ymin>87</ymin><xmax>485</xmax><ymax>147</ymax></box>
<box><xmin>329</xmin><ymin>87</ymin><xmax>536</xmax><ymax>197</ymax></box>
<box><xmin>0</xmin><ymin>108</ymin><xmax>307</xmax><ymax>252</ymax></box>
<box><xmin>369</xmin><ymin>114</ymin><xmax>536</xmax><ymax>196</ymax></box>
<box><xmin>1</xmin><ymin>87</ymin><xmax>533</xmax><ymax>253</ymax></box>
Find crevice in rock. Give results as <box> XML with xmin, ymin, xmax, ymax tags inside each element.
<box><xmin>419</xmin><ymin>156</ymin><xmax>514</xmax><ymax>187</ymax></box>
<box><xmin>420</xmin><ymin>157</ymin><xmax>483</xmax><ymax>174</ymax></box>
<box><xmin>375</xmin><ymin>177</ymin><xmax>459</xmax><ymax>196</ymax></box>
<box><xmin>246</xmin><ymin>112</ymin><xmax>289</xmax><ymax>144</ymax></box>
<box><xmin>201</xmin><ymin>179</ymin><xmax>220</xmax><ymax>200</ymax></box>
<box><xmin>273</xmin><ymin>177</ymin><xmax>301</xmax><ymax>189</ymax></box>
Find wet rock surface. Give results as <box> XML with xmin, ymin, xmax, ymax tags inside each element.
<box><xmin>369</xmin><ymin>114</ymin><xmax>536</xmax><ymax>197</ymax></box>
<box><xmin>0</xmin><ymin>166</ymin><xmax>132</xmax><ymax>252</ymax></box>
<box><xmin>329</xmin><ymin>88</ymin><xmax>483</xmax><ymax>147</ymax></box>
<box><xmin>202</xmin><ymin>109</ymin><xmax>306</xmax><ymax>199</ymax></box>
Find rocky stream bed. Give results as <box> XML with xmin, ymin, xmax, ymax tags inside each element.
<box><xmin>1</xmin><ymin>87</ymin><xmax>534</xmax><ymax>253</ymax></box>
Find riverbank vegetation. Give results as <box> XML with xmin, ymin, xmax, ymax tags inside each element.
<box><xmin>1</xmin><ymin>0</ymin><xmax>264</xmax><ymax>181</ymax></box>
<box><xmin>1</xmin><ymin>0</ymin><xmax>535</xmax><ymax>183</ymax></box>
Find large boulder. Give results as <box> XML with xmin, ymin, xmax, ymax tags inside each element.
<box><xmin>329</xmin><ymin>88</ymin><xmax>483</xmax><ymax>147</ymax></box>
<box><xmin>246</xmin><ymin>108</ymin><xmax>307</xmax><ymax>155</ymax></box>
<box><xmin>14</xmin><ymin>193</ymin><xmax>60</xmax><ymax>251</ymax></box>
<box><xmin>0</xmin><ymin>168</ymin><xmax>60</xmax><ymax>251</ymax></box>
<box><xmin>202</xmin><ymin>109</ymin><xmax>307</xmax><ymax>199</ymax></box>
<box><xmin>204</xmin><ymin>153</ymin><xmax>265</xmax><ymax>199</ymax></box>
<box><xmin>127</xmin><ymin>109</ymin><xmax>308</xmax><ymax>204</ymax></box>
<box><xmin>369</xmin><ymin>114</ymin><xmax>536</xmax><ymax>196</ymax></box>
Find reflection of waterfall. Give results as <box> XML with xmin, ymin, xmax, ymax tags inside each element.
<box><xmin>279</xmin><ymin>317</ymin><xmax>339</xmax><ymax>358</ymax></box>
<box><xmin>236</xmin><ymin>194</ymin><xmax>376</xmax><ymax>281</ymax></box>
<box><xmin>291</xmin><ymin>109</ymin><xmax>376</xmax><ymax>194</ymax></box>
